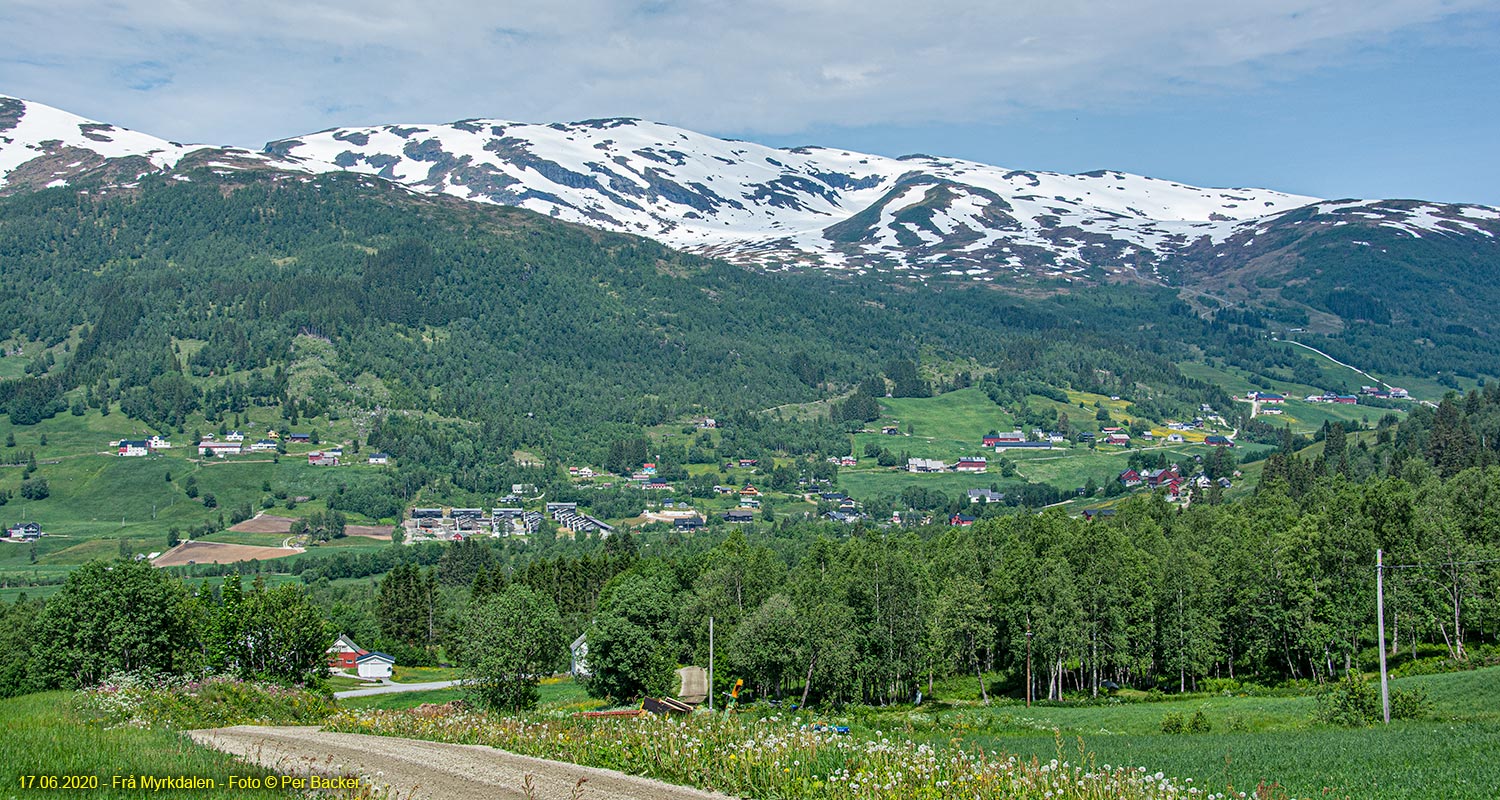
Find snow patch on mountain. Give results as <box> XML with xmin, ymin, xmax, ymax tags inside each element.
<box><xmin>0</xmin><ymin>96</ymin><xmax>333</xmax><ymax>194</ymax></box>
<box><xmin>266</xmin><ymin>117</ymin><xmax>1321</xmax><ymax>279</ymax></box>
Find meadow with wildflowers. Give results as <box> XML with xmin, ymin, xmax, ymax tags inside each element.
<box><xmin>73</xmin><ymin>671</ymin><xmax>336</xmax><ymax>729</ymax></box>
<box><xmin>324</xmin><ymin>706</ymin><xmax>1265</xmax><ymax>800</ymax></box>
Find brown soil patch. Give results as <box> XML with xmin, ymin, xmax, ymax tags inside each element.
<box><xmin>344</xmin><ymin>524</ymin><xmax>393</xmax><ymax>539</ymax></box>
<box><xmin>229</xmin><ymin>514</ymin><xmax>296</xmax><ymax>533</ymax></box>
<box><xmin>152</xmin><ymin>540</ymin><xmax>299</xmax><ymax>567</ymax></box>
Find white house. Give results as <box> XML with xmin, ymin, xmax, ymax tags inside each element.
<box><xmin>1166</xmin><ymin>433</ymin><xmax>1185</xmax><ymax>443</ymax></box>
<box><xmin>147</xmin><ymin>435</ymin><xmax>172</xmax><ymax>450</ymax></box>
<box><xmin>355</xmin><ymin>651</ymin><xmax>395</xmax><ymax>680</ymax></box>
<box><xmin>224</xmin><ymin>431</ymin><xmax>245</xmax><ymax>442</ymax></box>
<box><xmin>198</xmin><ymin>441</ymin><xmax>242</xmax><ymax>457</ymax></box>
<box><xmin>249</xmin><ymin>439</ymin><xmax>278</xmax><ymax>452</ymax></box>
<box><xmin>367</xmin><ymin>452</ymin><xmax>390</xmax><ymax>465</ymax></box>
<box><xmin>570</xmin><ymin>633</ymin><xmax>591</xmax><ymax>677</ymax></box>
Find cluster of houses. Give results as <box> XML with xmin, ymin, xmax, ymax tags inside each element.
<box><xmin>1361</xmin><ymin>386</ymin><xmax>1410</xmax><ymax>400</ymax></box>
<box><xmin>3</xmin><ymin>522</ymin><xmax>42</xmax><ymax>542</ymax></box>
<box><xmin>117</xmin><ymin>429</ymin><xmax>391</xmax><ymax>466</ymax></box>
<box><xmin>1304</xmin><ymin>392</ymin><xmax>1358</xmax><ymax>404</ymax></box>
<box><xmin>1118</xmin><ymin>464</ymin><xmax>1233</xmax><ymax>502</ymax></box>
<box><xmin>547</xmin><ymin>502</ymin><xmax>615</xmax><ymax>536</ymax></box>
<box><xmin>406</xmin><ymin>506</ymin><xmax>543</xmax><ymax>541</ymax></box>
<box><xmin>983</xmin><ymin>430</ymin><xmax>1067</xmax><ymax>448</ymax></box>
<box><xmin>404</xmin><ymin>502</ymin><xmax>616</xmax><ymax>542</ymax></box>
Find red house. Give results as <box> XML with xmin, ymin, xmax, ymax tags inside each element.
<box><xmin>1118</xmin><ymin>469</ymin><xmax>1142</xmax><ymax>487</ymax></box>
<box><xmin>327</xmin><ymin>634</ymin><xmax>367</xmax><ymax>669</ymax></box>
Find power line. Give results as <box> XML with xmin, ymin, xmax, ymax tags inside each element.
<box><xmin>1384</xmin><ymin>558</ymin><xmax>1500</xmax><ymax>570</ymax></box>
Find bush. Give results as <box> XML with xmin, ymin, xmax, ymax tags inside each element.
<box><xmin>1187</xmin><ymin>710</ymin><xmax>1212</xmax><ymax>733</ymax></box>
<box><xmin>1159</xmin><ymin>712</ymin><xmax>1185</xmax><ymax>734</ymax></box>
<box><xmin>1314</xmin><ymin>673</ymin><xmax>1430</xmax><ymax>727</ymax></box>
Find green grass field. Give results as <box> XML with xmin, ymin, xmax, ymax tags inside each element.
<box><xmin>835</xmin><ymin>388</ymin><xmax>1247</xmax><ymax>502</ymax></box>
<box><xmin>890</xmin><ymin>667</ymin><xmax>1500</xmax><ymax>800</ymax></box>
<box><xmin>1178</xmin><ymin>360</ymin><xmax>1406</xmax><ymax>435</ymax></box>
<box><xmin>0</xmin><ymin>400</ymin><xmax>405</xmax><ymax>594</ymax></box>
<box><xmin>0</xmin><ymin>691</ymin><xmax>314</xmax><ymax>799</ymax></box>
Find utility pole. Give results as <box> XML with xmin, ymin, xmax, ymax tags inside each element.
<box><xmin>1026</xmin><ymin>624</ymin><xmax>1034</xmax><ymax>708</ymax></box>
<box><xmin>708</xmin><ymin>616</ymin><xmax>715</xmax><ymax>712</ymax></box>
<box><xmin>1376</xmin><ymin>548</ymin><xmax>1390</xmax><ymax>725</ymax></box>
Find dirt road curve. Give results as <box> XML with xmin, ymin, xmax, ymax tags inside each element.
<box><xmin>188</xmin><ymin>726</ymin><xmax>737</xmax><ymax>800</ymax></box>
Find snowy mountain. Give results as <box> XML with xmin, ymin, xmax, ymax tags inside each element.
<box><xmin>266</xmin><ymin>118</ymin><xmax>1321</xmax><ymax>280</ymax></box>
<box><xmin>0</xmin><ymin>95</ymin><xmax>326</xmax><ymax>194</ymax></box>
<box><xmin>4</xmin><ymin>94</ymin><xmax>1497</xmax><ymax>285</ymax></box>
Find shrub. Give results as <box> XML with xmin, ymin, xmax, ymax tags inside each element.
<box><xmin>1314</xmin><ymin>673</ymin><xmax>1430</xmax><ymax>727</ymax></box>
<box><xmin>1187</xmin><ymin>710</ymin><xmax>1212</xmax><ymax>733</ymax></box>
<box><xmin>1160</xmin><ymin>711</ymin><xmax>1185</xmax><ymax>734</ymax></box>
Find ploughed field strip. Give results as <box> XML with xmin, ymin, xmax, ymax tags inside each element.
<box><xmin>188</xmin><ymin>725</ymin><xmax>737</xmax><ymax>800</ymax></box>
<box><xmin>150</xmin><ymin>540</ymin><xmax>299</xmax><ymax>567</ymax></box>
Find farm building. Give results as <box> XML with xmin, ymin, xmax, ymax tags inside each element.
<box><xmin>907</xmin><ymin>458</ymin><xmax>946</xmax><ymax>473</ymax></box>
<box><xmin>954</xmin><ymin>457</ymin><xmax>988</xmax><ymax>473</ymax></box>
<box><xmin>5</xmin><ymin>522</ymin><xmax>41</xmax><ymax>541</ymax></box>
<box><xmin>198</xmin><ymin>441</ymin><xmax>242</xmax><ymax>457</ymax></box>
<box><xmin>982</xmin><ymin>431</ymin><xmax>1026</xmax><ymax>447</ymax></box>
<box><xmin>118</xmin><ymin>440</ymin><xmax>151</xmax><ymax>457</ymax></box>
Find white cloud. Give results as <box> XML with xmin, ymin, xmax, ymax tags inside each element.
<box><xmin>0</xmin><ymin>0</ymin><xmax>1492</xmax><ymax>146</ymax></box>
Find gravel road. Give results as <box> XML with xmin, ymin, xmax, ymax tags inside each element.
<box><xmin>333</xmin><ymin>679</ymin><xmax>461</xmax><ymax>699</ymax></box>
<box><xmin>188</xmin><ymin>725</ymin><xmax>737</xmax><ymax>800</ymax></box>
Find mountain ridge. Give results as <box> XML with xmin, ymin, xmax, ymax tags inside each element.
<box><xmin>2</xmin><ymin>93</ymin><xmax>1497</xmax><ymax>289</ymax></box>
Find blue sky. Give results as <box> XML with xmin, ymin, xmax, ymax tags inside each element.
<box><xmin>2</xmin><ymin>0</ymin><xmax>1497</xmax><ymax>204</ymax></box>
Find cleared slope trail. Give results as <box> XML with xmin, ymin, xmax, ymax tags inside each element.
<box><xmin>189</xmin><ymin>725</ymin><xmax>736</xmax><ymax>800</ymax></box>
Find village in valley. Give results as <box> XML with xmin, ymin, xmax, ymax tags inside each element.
<box><xmin>0</xmin><ymin>364</ymin><xmax>1414</xmax><ymax>560</ymax></box>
